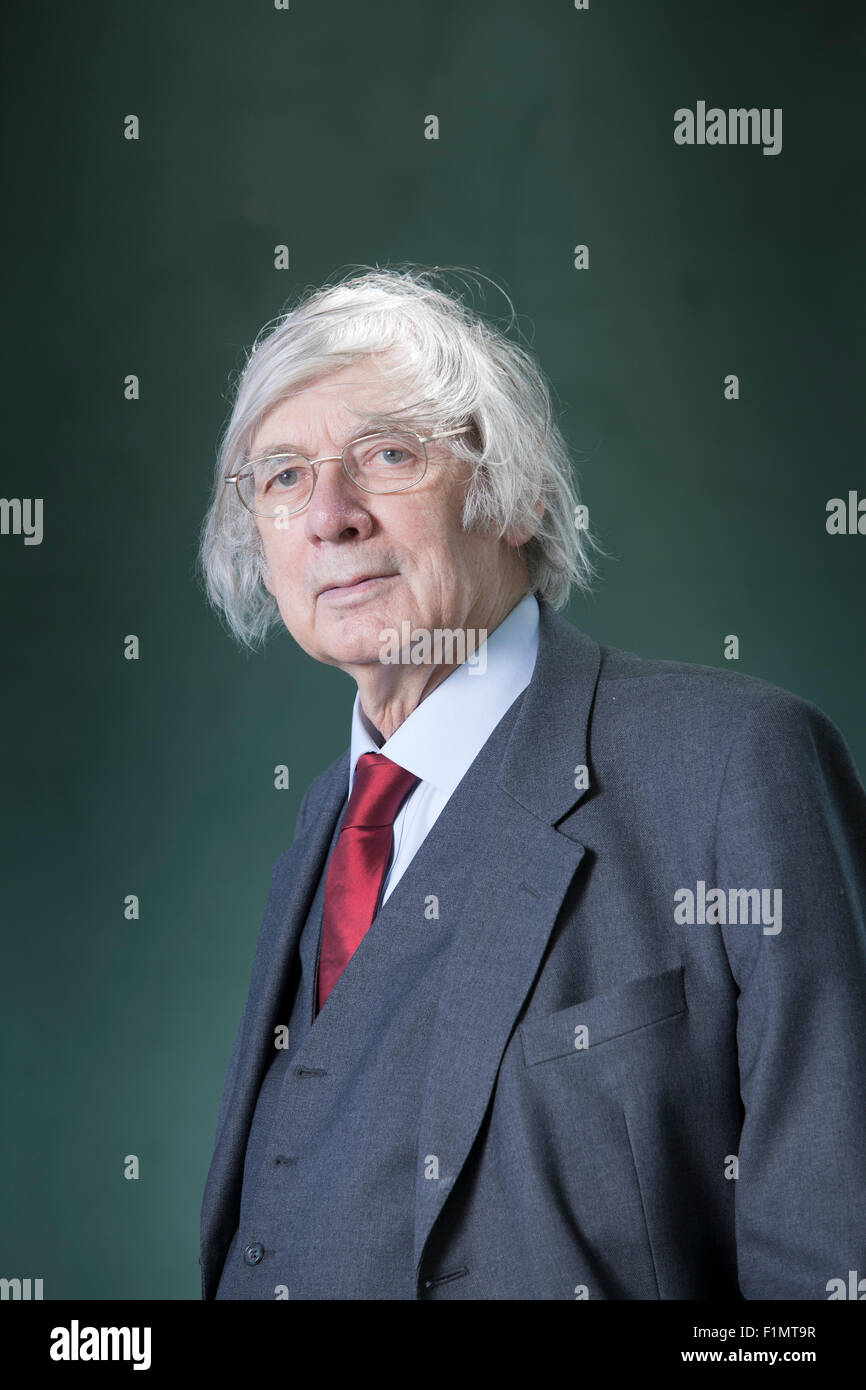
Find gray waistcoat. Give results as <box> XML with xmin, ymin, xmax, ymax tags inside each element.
<box><xmin>215</xmin><ymin>695</ymin><xmax>523</xmax><ymax>1299</ymax></box>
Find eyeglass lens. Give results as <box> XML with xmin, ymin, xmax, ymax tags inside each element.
<box><xmin>236</xmin><ymin>432</ymin><xmax>427</xmax><ymax>516</ymax></box>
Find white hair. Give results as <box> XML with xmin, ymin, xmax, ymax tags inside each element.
<box><xmin>198</xmin><ymin>263</ymin><xmax>603</xmax><ymax>648</ymax></box>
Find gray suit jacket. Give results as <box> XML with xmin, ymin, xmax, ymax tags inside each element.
<box><xmin>200</xmin><ymin>599</ymin><xmax>866</xmax><ymax>1299</ymax></box>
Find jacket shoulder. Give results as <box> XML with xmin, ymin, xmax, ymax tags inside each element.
<box><xmin>587</xmin><ymin>641</ymin><xmax>851</xmax><ymax>774</ymax></box>
<box><xmin>596</xmin><ymin>642</ymin><xmax>826</xmax><ymax>725</ymax></box>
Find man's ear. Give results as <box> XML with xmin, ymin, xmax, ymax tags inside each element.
<box><xmin>504</xmin><ymin>490</ymin><xmax>545</xmax><ymax>547</ymax></box>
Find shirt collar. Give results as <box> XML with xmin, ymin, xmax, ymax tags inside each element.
<box><xmin>348</xmin><ymin>592</ymin><xmax>540</xmax><ymax>797</ymax></box>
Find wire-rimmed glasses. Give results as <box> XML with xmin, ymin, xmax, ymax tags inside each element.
<box><xmin>225</xmin><ymin>425</ymin><xmax>473</xmax><ymax>519</ymax></box>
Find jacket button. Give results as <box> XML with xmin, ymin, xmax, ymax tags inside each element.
<box><xmin>243</xmin><ymin>1243</ymin><xmax>264</xmax><ymax>1266</ymax></box>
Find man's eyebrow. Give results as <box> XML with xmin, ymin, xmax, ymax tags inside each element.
<box><xmin>245</xmin><ymin>439</ymin><xmax>314</xmax><ymax>461</ymax></box>
<box><xmin>245</xmin><ymin>413</ymin><xmax>419</xmax><ymax>461</ymax></box>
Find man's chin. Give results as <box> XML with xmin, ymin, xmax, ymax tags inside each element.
<box><xmin>315</xmin><ymin>612</ymin><xmax>402</xmax><ymax>670</ymax></box>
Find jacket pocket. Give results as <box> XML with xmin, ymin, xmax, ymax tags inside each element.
<box><xmin>520</xmin><ymin>965</ymin><xmax>687</xmax><ymax>1066</ymax></box>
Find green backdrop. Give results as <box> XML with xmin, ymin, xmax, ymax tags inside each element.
<box><xmin>1</xmin><ymin>0</ymin><xmax>863</xmax><ymax>1298</ymax></box>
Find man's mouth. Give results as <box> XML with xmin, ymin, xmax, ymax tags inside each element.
<box><xmin>319</xmin><ymin>573</ymin><xmax>397</xmax><ymax>599</ymax></box>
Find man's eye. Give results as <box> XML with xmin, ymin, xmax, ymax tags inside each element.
<box><xmin>262</xmin><ymin>463</ymin><xmax>302</xmax><ymax>491</ymax></box>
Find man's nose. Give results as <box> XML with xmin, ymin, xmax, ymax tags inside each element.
<box><xmin>304</xmin><ymin>457</ymin><xmax>370</xmax><ymax>536</ymax></box>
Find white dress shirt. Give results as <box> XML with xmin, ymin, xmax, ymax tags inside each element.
<box><xmin>346</xmin><ymin>591</ymin><xmax>540</xmax><ymax>906</ymax></box>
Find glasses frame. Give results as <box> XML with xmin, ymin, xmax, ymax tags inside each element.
<box><xmin>225</xmin><ymin>425</ymin><xmax>473</xmax><ymax>519</ymax></box>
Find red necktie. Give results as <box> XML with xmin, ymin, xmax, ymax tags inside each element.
<box><xmin>316</xmin><ymin>752</ymin><xmax>420</xmax><ymax>1013</ymax></box>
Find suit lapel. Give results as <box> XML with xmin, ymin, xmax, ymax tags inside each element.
<box><xmin>413</xmin><ymin>601</ymin><xmax>601</xmax><ymax>1274</ymax></box>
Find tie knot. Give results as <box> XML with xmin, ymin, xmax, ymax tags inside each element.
<box><xmin>344</xmin><ymin>752</ymin><xmax>420</xmax><ymax>829</ymax></box>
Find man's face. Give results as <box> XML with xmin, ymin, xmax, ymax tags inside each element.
<box><xmin>248</xmin><ymin>357</ymin><xmax>524</xmax><ymax>673</ymax></box>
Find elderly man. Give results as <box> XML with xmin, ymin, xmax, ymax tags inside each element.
<box><xmin>198</xmin><ymin>266</ymin><xmax>866</xmax><ymax>1301</ymax></box>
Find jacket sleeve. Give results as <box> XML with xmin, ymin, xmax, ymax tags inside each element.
<box><xmin>713</xmin><ymin>690</ymin><xmax>866</xmax><ymax>1299</ymax></box>
<box><xmin>210</xmin><ymin>784</ymin><xmax>314</xmax><ymax>1148</ymax></box>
